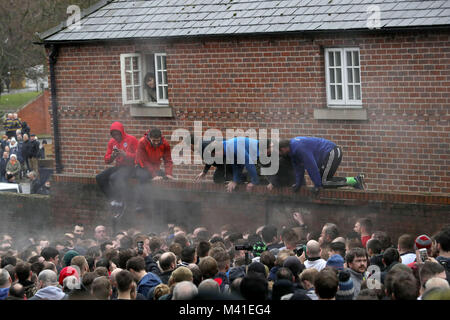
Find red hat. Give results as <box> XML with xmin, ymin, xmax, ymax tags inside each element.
<box><xmin>59</xmin><ymin>266</ymin><xmax>79</xmax><ymax>286</ymax></box>
<box><xmin>414</xmin><ymin>234</ymin><xmax>432</xmax><ymax>250</ymax></box>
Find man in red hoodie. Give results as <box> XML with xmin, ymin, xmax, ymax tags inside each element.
<box><xmin>96</xmin><ymin>122</ymin><xmax>138</xmax><ymax>212</ymax></box>
<box><xmin>135</xmin><ymin>128</ymin><xmax>174</xmax><ymax>181</ymax></box>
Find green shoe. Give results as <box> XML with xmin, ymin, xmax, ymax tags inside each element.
<box><xmin>354</xmin><ymin>174</ymin><xmax>366</xmax><ymax>190</ymax></box>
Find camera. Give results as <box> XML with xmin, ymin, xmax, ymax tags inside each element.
<box><xmin>235</xmin><ymin>244</ymin><xmax>253</xmax><ymax>251</ymax></box>
<box><xmin>294</xmin><ymin>244</ymin><xmax>307</xmax><ymax>257</ymax></box>
<box><xmin>137</xmin><ymin>241</ymin><xmax>144</xmax><ymax>255</ymax></box>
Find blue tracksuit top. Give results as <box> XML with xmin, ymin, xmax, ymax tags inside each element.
<box><xmin>290</xmin><ymin>137</ymin><xmax>336</xmax><ymax>188</ymax></box>
<box><xmin>223</xmin><ymin>137</ymin><xmax>260</xmax><ymax>184</ymax></box>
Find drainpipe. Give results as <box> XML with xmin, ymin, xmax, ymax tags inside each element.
<box><xmin>47</xmin><ymin>44</ymin><xmax>63</xmax><ymax>173</ymax></box>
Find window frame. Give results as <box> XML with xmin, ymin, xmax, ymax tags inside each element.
<box><xmin>154</xmin><ymin>53</ymin><xmax>169</xmax><ymax>105</ymax></box>
<box><xmin>324</xmin><ymin>47</ymin><xmax>362</xmax><ymax>108</ymax></box>
<box><xmin>120</xmin><ymin>53</ymin><xmax>144</xmax><ymax>104</ymax></box>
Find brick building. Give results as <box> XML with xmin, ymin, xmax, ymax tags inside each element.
<box><xmin>35</xmin><ymin>0</ymin><xmax>449</xmax><ymax>235</ymax></box>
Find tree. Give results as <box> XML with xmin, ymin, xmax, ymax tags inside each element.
<box><xmin>0</xmin><ymin>0</ymin><xmax>98</xmax><ymax>96</ymax></box>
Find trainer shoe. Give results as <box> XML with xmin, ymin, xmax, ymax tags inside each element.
<box><xmin>354</xmin><ymin>174</ymin><xmax>366</xmax><ymax>190</ymax></box>
<box><xmin>111</xmin><ymin>201</ymin><xmax>125</xmax><ymax>219</ymax></box>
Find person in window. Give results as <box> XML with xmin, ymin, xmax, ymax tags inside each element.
<box><xmin>144</xmin><ymin>73</ymin><xmax>157</xmax><ymax>102</ymax></box>
<box><xmin>278</xmin><ymin>137</ymin><xmax>366</xmax><ymax>194</ymax></box>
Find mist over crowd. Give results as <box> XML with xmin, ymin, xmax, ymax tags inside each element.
<box><xmin>1</xmin><ymin>212</ymin><xmax>449</xmax><ymax>301</ymax></box>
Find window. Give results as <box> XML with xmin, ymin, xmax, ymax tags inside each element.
<box><xmin>120</xmin><ymin>52</ymin><xmax>168</xmax><ymax>106</ymax></box>
<box><xmin>324</xmin><ymin>48</ymin><xmax>362</xmax><ymax>108</ymax></box>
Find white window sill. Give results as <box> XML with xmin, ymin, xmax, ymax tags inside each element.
<box><xmin>314</xmin><ymin>108</ymin><xmax>367</xmax><ymax>121</ymax></box>
<box><xmin>130</xmin><ymin>104</ymin><xmax>173</xmax><ymax>118</ymax></box>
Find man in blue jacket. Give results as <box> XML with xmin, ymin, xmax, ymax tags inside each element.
<box><xmin>279</xmin><ymin>137</ymin><xmax>365</xmax><ymax>193</ymax></box>
<box><xmin>223</xmin><ymin>137</ymin><xmax>262</xmax><ymax>192</ymax></box>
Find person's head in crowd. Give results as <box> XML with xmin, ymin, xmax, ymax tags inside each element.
<box><xmin>71</xmin><ymin>256</ymin><xmax>89</xmax><ymax>277</ymax></box>
<box><xmin>91</xmin><ymin>276</ymin><xmax>112</xmax><ymax>300</ymax></box>
<box><xmin>114</xmin><ymin>269</ymin><xmax>135</xmax><ymax>300</ymax></box>
<box><xmin>7</xmin><ymin>283</ymin><xmax>25</xmax><ymax>300</ymax></box>
<box><xmin>160</xmin><ymin>252</ymin><xmax>177</xmax><ymax>273</ymax></box>
<box><xmin>95</xmin><ymin>258</ymin><xmax>113</xmax><ymax>273</ymax></box>
<box><xmin>320</xmin><ymin>223</ymin><xmax>339</xmax><ymax>245</ymax></box>
<box><xmin>173</xmin><ymin>234</ymin><xmax>190</xmax><ymax>249</ymax></box>
<box><xmin>283</xmin><ymin>256</ymin><xmax>304</xmax><ymax>282</ymax></box>
<box><xmin>419</xmin><ymin>261</ymin><xmax>446</xmax><ymax>296</ymax></box>
<box><xmin>59</xmin><ymin>266</ymin><xmax>79</xmax><ymax>287</ymax></box>
<box><xmin>356</xmin><ymin>288</ymin><xmax>379</xmax><ymax>300</ymax></box>
<box><xmin>168</xmin><ymin>266</ymin><xmax>193</xmax><ymax>289</ymax></box>
<box><xmin>247</xmin><ymin>261</ymin><xmax>267</xmax><ymax>279</ymax></box>
<box><xmin>423</xmin><ymin>277</ymin><xmax>450</xmax><ymax>296</ymax></box>
<box><xmin>272</xmin><ymin>279</ymin><xmax>294</xmax><ymax>300</ymax></box>
<box><xmin>336</xmin><ymin>269</ymin><xmax>355</xmax><ymax>300</ymax></box>
<box><xmin>118</xmin><ymin>248</ymin><xmax>136</xmax><ymax>269</ymax></box>
<box><xmin>198</xmin><ymin>278</ymin><xmax>220</xmax><ymax>296</ymax></box>
<box><xmin>240</xmin><ymin>273</ymin><xmax>268</xmax><ymax>301</ymax></box>
<box><xmin>94</xmin><ymin>225</ymin><xmax>108</xmax><ymax>243</ymax></box>
<box><xmin>100</xmin><ymin>241</ymin><xmax>114</xmax><ymax>254</ymax></box>
<box><xmin>126</xmin><ymin>256</ymin><xmax>147</xmax><ymax>282</ymax></box>
<box><xmin>366</xmin><ymin>239</ymin><xmax>382</xmax><ymax>257</ymax></box>
<box><xmin>198</xmin><ymin>256</ymin><xmax>218</xmax><ymax>280</ymax></box>
<box><xmin>73</xmin><ymin>224</ymin><xmax>85</xmax><ymax>239</ymax></box>
<box><xmin>172</xmin><ymin>281</ymin><xmax>198</xmax><ymax>300</ymax></box>
<box><xmin>281</xmin><ymin>228</ymin><xmax>300</xmax><ymax>250</ymax></box>
<box><xmin>314</xmin><ymin>269</ymin><xmax>339</xmax><ymax>300</ymax></box>
<box><xmin>260</xmin><ymin>251</ymin><xmax>276</xmax><ymax>270</ymax></box>
<box><xmin>81</xmin><ymin>272</ymin><xmax>97</xmax><ymax>293</ymax></box>
<box><xmin>1</xmin><ymin>255</ymin><xmax>17</xmax><ymax>268</ymax></box>
<box><xmin>300</xmin><ymin>268</ymin><xmax>319</xmax><ymax>291</ymax></box>
<box><xmin>329</xmin><ymin>240</ymin><xmax>346</xmax><ymax>258</ymax></box>
<box><xmin>43</xmin><ymin>261</ymin><xmax>57</xmax><ymax>273</ymax></box>
<box><xmin>192</xmin><ymin>227</ymin><xmax>208</xmax><ymax>239</ymax></box>
<box><xmin>36</xmin><ymin>269</ymin><xmax>59</xmax><ymax>289</ymax></box>
<box><xmin>261</xmin><ymin>225</ymin><xmax>279</xmax><ymax>245</ymax></box>
<box><xmin>3</xmin><ymin>264</ymin><xmax>15</xmax><ymax>282</ymax></box>
<box><xmin>196</xmin><ymin>240</ymin><xmax>211</xmax><ymax>260</ymax></box>
<box><xmin>63</xmin><ymin>250</ymin><xmax>79</xmax><ymax>268</ymax></box>
<box><xmin>434</xmin><ymin>228</ymin><xmax>450</xmax><ymax>257</ymax></box>
<box><xmin>210</xmin><ymin>249</ymin><xmax>230</xmax><ymax>274</ymax></box>
<box><xmin>346</xmin><ymin>238</ymin><xmax>363</xmax><ymax>251</ymax></box>
<box><xmin>14</xmin><ymin>262</ymin><xmax>32</xmax><ymax>283</ymax></box>
<box><xmin>382</xmin><ymin>247</ymin><xmax>401</xmax><ymax>268</ymax></box>
<box><xmin>169</xmin><ymin>242</ymin><xmax>183</xmax><ymax>262</ymax></box>
<box><xmin>119</xmin><ymin>235</ymin><xmax>133</xmax><ymax>250</ymax></box>
<box><xmin>276</xmin><ymin>267</ymin><xmax>294</xmax><ymax>283</ymax></box>
<box><xmin>390</xmin><ymin>271</ymin><xmax>418</xmax><ymax>300</ymax></box>
<box><xmin>149</xmin><ymin>236</ymin><xmax>163</xmax><ymax>253</ymax></box>
<box><xmin>0</xmin><ymin>268</ymin><xmax>12</xmax><ymax>299</ymax></box>
<box><xmin>187</xmin><ymin>263</ymin><xmax>203</xmax><ymax>287</ymax></box>
<box><xmin>153</xmin><ymin>283</ymin><xmax>170</xmax><ymax>300</ymax></box>
<box><xmin>397</xmin><ymin>234</ymin><xmax>415</xmax><ymax>256</ymax></box>
<box><xmin>230</xmin><ymin>278</ymin><xmax>243</xmax><ymax>297</ymax></box>
<box><xmin>326</xmin><ymin>253</ymin><xmax>345</xmax><ymax>271</ymax></box>
<box><xmin>94</xmin><ymin>267</ymin><xmax>109</xmax><ymax>278</ymax></box>
<box><xmin>40</xmin><ymin>247</ymin><xmax>60</xmax><ymax>266</ymax></box>
<box><xmin>346</xmin><ymin>247</ymin><xmax>368</xmax><ymax>274</ymax></box>
<box><xmin>354</xmin><ymin>218</ymin><xmax>373</xmax><ymax>236</ymax></box>
<box><xmin>181</xmin><ymin>246</ymin><xmax>197</xmax><ymax>265</ymax></box>
<box><xmin>306</xmin><ymin>240</ymin><xmax>322</xmax><ymax>260</ymax></box>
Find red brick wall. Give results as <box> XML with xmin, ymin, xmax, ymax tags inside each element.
<box><xmin>18</xmin><ymin>90</ymin><xmax>51</xmax><ymax>136</ymax></box>
<box><xmin>49</xmin><ymin>175</ymin><xmax>450</xmax><ymax>243</ymax></box>
<box><xmin>49</xmin><ymin>30</ymin><xmax>450</xmax><ymax>193</ymax></box>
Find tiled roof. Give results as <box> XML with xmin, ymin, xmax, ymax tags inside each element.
<box><xmin>40</xmin><ymin>0</ymin><xmax>450</xmax><ymax>42</ymax></box>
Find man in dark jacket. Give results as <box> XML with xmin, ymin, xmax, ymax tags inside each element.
<box><xmin>193</xmin><ymin>139</ymin><xmax>233</xmax><ymax>184</ymax></box>
<box><xmin>0</xmin><ymin>151</ymin><xmax>8</xmax><ymax>182</ymax></box>
<box><xmin>279</xmin><ymin>137</ymin><xmax>365</xmax><ymax>193</ymax></box>
<box><xmin>96</xmin><ymin>122</ymin><xmax>138</xmax><ymax>215</ymax></box>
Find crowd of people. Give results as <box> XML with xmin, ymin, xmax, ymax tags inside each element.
<box><xmin>0</xmin><ymin>215</ymin><xmax>449</xmax><ymax>300</ymax></box>
<box><xmin>1</xmin><ymin>113</ymin><xmax>49</xmax><ymax>194</ymax></box>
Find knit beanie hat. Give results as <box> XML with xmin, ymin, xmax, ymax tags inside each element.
<box><xmin>228</xmin><ymin>266</ymin><xmax>246</xmax><ymax>284</ymax></box>
<box><xmin>326</xmin><ymin>254</ymin><xmax>345</xmax><ymax>270</ymax></box>
<box><xmin>63</xmin><ymin>250</ymin><xmax>80</xmax><ymax>267</ymax></box>
<box><xmin>336</xmin><ymin>270</ymin><xmax>354</xmax><ymax>300</ymax></box>
<box><xmin>252</xmin><ymin>241</ymin><xmax>267</xmax><ymax>257</ymax></box>
<box><xmin>59</xmin><ymin>266</ymin><xmax>79</xmax><ymax>286</ymax></box>
<box><xmin>414</xmin><ymin>234</ymin><xmax>432</xmax><ymax>250</ymax></box>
